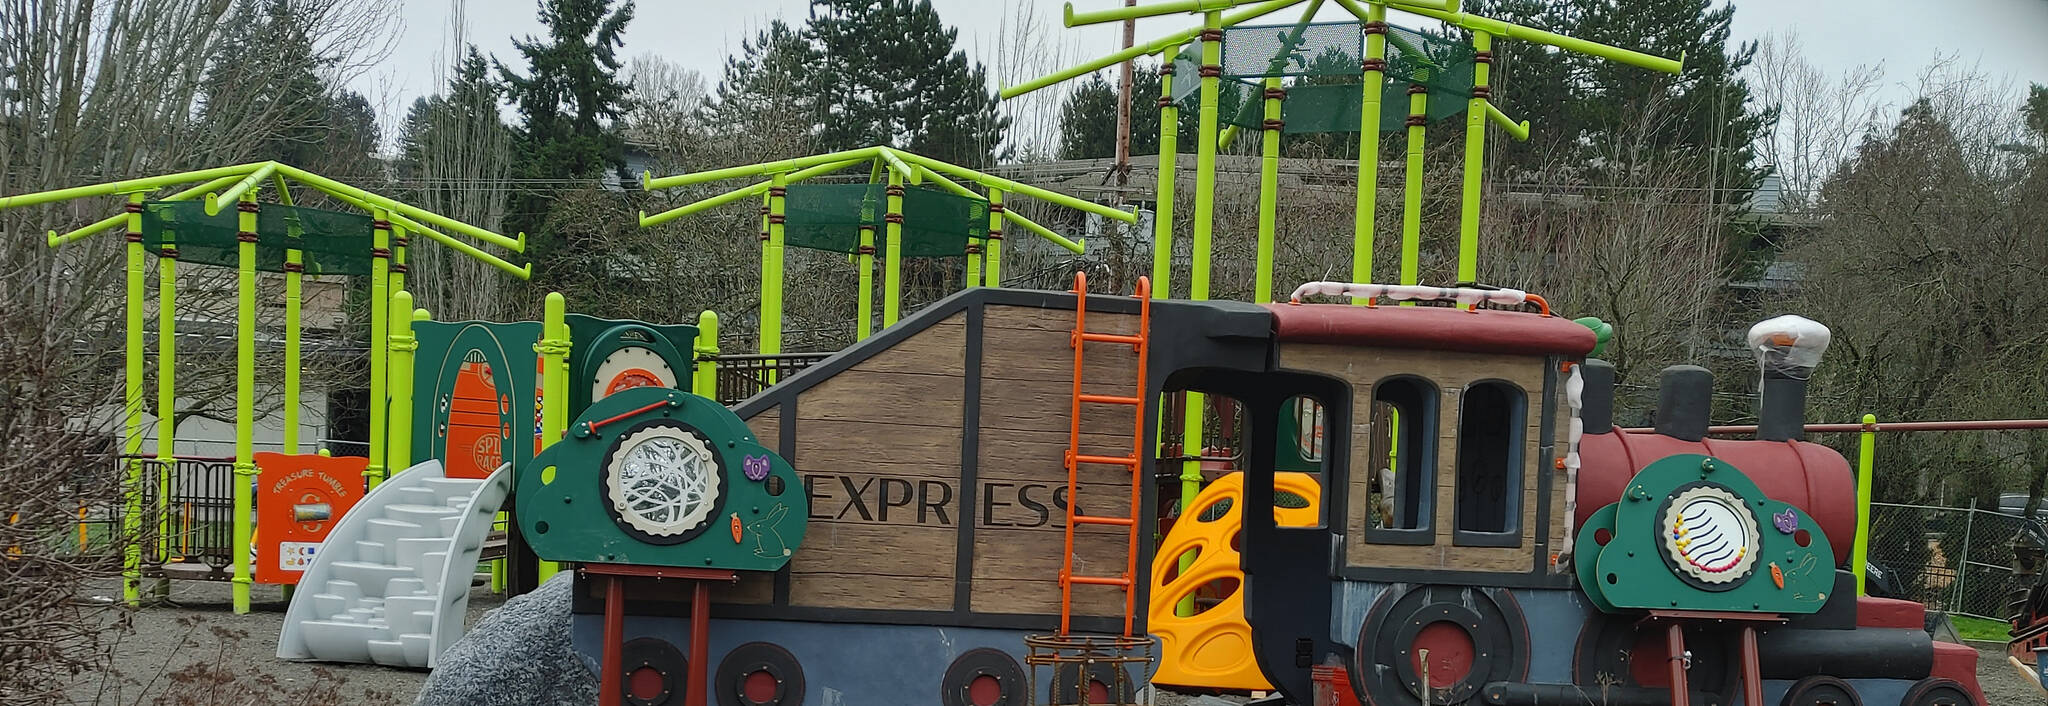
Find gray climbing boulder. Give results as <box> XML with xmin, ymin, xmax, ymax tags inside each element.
<box><xmin>416</xmin><ymin>572</ymin><xmax>595</xmax><ymax>706</ymax></box>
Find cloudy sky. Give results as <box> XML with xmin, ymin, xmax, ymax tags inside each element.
<box><xmin>357</xmin><ymin>0</ymin><xmax>2048</xmax><ymax>141</ymax></box>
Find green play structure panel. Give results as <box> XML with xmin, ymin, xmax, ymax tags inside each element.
<box><xmin>566</xmin><ymin>314</ymin><xmax>699</xmax><ymax>418</ymax></box>
<box><xmin>1576</xmin><ymin>454</ymin><xmax>1834</xmax><ymax>615</ymax></box>
<box><xmin>1175</xmin><ymin>21</ymin><xmax>1476</xmax><ymax>134</ymax></box>
<box><xmin>142</xmin><ymin>200</ymin><xmax>376</xmax><ymax>275</ymax></box>
<box><xmin>783</xmin><ymin>183</ymin><xmax>990</xmax><ymax>257</ymax></box>
<box><xmin>517</xmin><ymin>387</ymin><xmax>806</xmax><ymax>571</ymax></box>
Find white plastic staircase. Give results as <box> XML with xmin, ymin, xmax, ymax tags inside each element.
<box><xmin>277</xmin><ymin>459</ymin><xmax>511</xmax><ymax>669</ymax></box>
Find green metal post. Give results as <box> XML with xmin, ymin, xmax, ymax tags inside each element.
<box><xmin>1177</xmin><ymin>10</ymin><xmax>1227</xmax><ymax>611</ymax></box>
<box><xmin>693</xmin><ymin>311</ymin><xmax>720</xmax><ymax>398</ymax></box>
<box><xmin>232</xmin><ymin>194</ymin><xmax>258</xmax><ymax>614</ymax></box>
<box><xmin>965</xmin><ymin>234</ymin><xmax>983</xmax><ymax>288</ymax></box>
<box><xmin>368</xmin><ymin>209</ymin><xmax>390</xmax><ymax>489</ymax></box>
<box><xmin>389</xmin><ymin>292</ymin><xmax>416</xmax><ymax>471</ymax></box>
<box><xmin>121</xmin><ymin>193</ymin><xmax>146</xmax><ymax>606</ymax></box>
<box><xmin>884</xmin><ymin>170</ymin><xmax>905</xmax><ymax>324</ymax></box>
<box><xmin>282</xmin><ymin>197</ymin><xmax>302</xmax><ymax>456</ymax></box>
<box><xmin>758</xmin><ymin>191</ymin><xmax>773</xmax><ymax>353</ymax></box>
<box><xmin>1153</xmin><ymin>45</ymin><xmax>1181</xmax><ymax>297</ymax></box>
<box><xmin>763</xmin><ymin>176</ymin><xmax>789</xmax><ymax>354</ymax></box>
<box><xmin>536</xmin><ymin>293</ymin><xmax>570</xmax><ymax>584</ymax></box>
<box><xmin>154</xmin><ymin>212</ymin><xmax>178</xmax><ymax>597</ymax></box>
<box><xmin>1402</xmin><ymin>85</ymin><xmax>1428</xmax><ymax>287</ymax></box>
<box><xmin>986</xmin><ymin>188</ymin><xmax>1004</xmax><ymax>288</ymax></box>
<box><xmin>857</xmin><ymin>225</ymin><xmax>875</xmax><ymax>337</ymax></box>
<box><xmin>1255</xmin><ymin>76</ymin><xmax>1283</xmax><ymax>304</ymax></box>
<box><xmin>1458</xmin><ymin>30</ymin><xmax>1492</xmax><ymax>286</ymax></box>
<box><xmin>1854</xmin><ymin>413</ymin><xmax>1876</xmax><ymax>596</ymax></box>
<box><xmin>1355</xmin><ymin>3</ymin><xmax>1387</xmax><ymax>290</ymax></box>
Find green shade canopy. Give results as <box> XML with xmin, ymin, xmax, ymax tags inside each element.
<box><xmin>1176</xmin><ymin>21</ymin><xmax>1477</xmax><ymax>133</ymax></box>
<box><xmin>142</xmin><ymin>200</ymin><xmax>376</xmax><ymax>275</ymax></box>
<box><xmin>783</xmin><ymin>183</ymin><xmax>991</xmax><ymax>257</ymax></box>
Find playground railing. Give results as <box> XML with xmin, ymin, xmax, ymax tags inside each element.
<box><xmin>709</xmin><ymin>353</ymin><xmax>832</xmax><ymax>405</ymax></box>
<box><xmin>128</xmin><ymin>455</ymin><xmax>240</xmax><ymax>576</ymax></box>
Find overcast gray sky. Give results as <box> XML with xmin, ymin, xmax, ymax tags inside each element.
<box><xmin>358</xmin><ymin>0</ymin><xmax>2048</xmax><ymax>143</ymax></box>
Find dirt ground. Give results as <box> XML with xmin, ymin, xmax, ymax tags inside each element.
<box><xmin>64</xmin><ymin>579</ymin><xmax>2043</xmax><ymax>705</ymax></box>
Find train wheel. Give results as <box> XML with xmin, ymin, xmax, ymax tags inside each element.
<box><xmin>941</xmin><ymin>648</ymin><xmax>1028</xmax><ymax>706</ymax></box>
<box><xmin>715</xmin><ymin>642</ymin><xmax>805</xmax><ymax>706</ymax></box>
<box><xmin>1900</xmin><ymin>677</ymin><xmax>1980</xmax><ymax>706</ymax></box>
<box><xmin>619</xmin><ymin>637</ymin><xmax>686</xmax><ymax>706</ymax></box>
<box><xmin>1780</xmin><ymin>675</ymin><xmax>1861</xmax><ymax>706</ymax></box>
<box><xmin>1573</xmin><ymin>614</ymin><xmax>1737</xmax><ymax>696</ymax></box>
<box><xmin>1052</xmin><ymin>661</ymin><xmax>1135</xmax><ymax>705</ymax></box>
<box><xmin>1354</xmin><ymin>584</ymin><xmax>1527</xmax><ymax>705</ymax></box>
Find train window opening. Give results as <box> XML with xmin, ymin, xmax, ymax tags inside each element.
<box><xmin>1453</xmin><ymin>381</ymin><xmax>1526</xmax><ymax>542</ymax></box>
<box><xmin>1276</xmin><ymin>394</ymin><xmax>1328</xmax><ymax>529</ymax></box>
<box><xmin>1368</xmin><ymin>376</ymin><xmax>1438</xmax><ymax>539</ymax></box>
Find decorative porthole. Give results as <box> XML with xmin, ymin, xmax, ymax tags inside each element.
<box><xmin>715</xmin><ymin>642</ymin><xmax>805</xmax><ymax>706</ymax></box>
<box><xmin>1659</xmin><ymin>482</ymin><xmax>1762</xmax><ymax>591</ymax></box>
<box><xmin>1780</xmin><ymin>675</ymin><xmax>1861</xmax><ymax>706</ymax></box>
<box><xmin>591</xmin><ymin>345</ymin><xmax>678</xmax><ymax>402</ymax></box>
<box><xmin>1354</xmin><ymin>585</ymin><xmax>1527</xmax><ymax>706</ymax></box>
<box><xmin>601</xmin><ymin>421</ymin><xmax>724</xmax><ymax>545</ymax></box>
<box><xmin>940</xmin><ymin>648</ymin><xmax>1028</xmax><ymax>706</ymax></box>
<box><xmin>620</xmin><ymin>637</ymin><xmax>686</xmax><ymax>706</ymax></box>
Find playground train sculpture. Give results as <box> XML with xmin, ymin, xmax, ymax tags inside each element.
<box><xmin>345</xmin><ymin>281</ymin><xmax>1983</xmax><ymax>706</ymax></box>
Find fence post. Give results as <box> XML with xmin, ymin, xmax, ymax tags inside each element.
<box><xmin>1853</xmin><ymin>413</ymin><xmax>1875</xmax><ymax>595</ymax></box>
<box><xmin>694</xmin><ymin>311</ymin><xmax>720</xmax><ymax>400</ymax></box>
<box><xmin>1957</xmin><ymin>498</ymin><xmax>1976</xmax><ymax>613</ymax></box>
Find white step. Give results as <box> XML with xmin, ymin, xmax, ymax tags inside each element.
<box><xmin>278</xmin><ymin>460</ymin><xmax>512</xmax><ymax>669</ymax></box>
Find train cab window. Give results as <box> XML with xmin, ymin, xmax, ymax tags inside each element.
<box><xmin>1367</xmin><ymin>376</ymin><xmax>1438</xmax><ymax>544</ymax></box>
<box><xmin>1274</xmin><ymin>395</ymin><xmax>1326</xmax><ymax>529</ymax></box>
<box><xmin>1453</xmin><ymin>381</ymin><xmax>1526</xmax><ymax>545</ymax></box>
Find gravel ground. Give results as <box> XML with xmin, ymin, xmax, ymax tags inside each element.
<box><xmin>65</xmin><ymin>578</ymin><xmax>2042</xmax><ymax>705</ymax></box>
<box><xmin>71</xmin><ymin>576</ymin><xmax>500</xmax><ymax>706</ymax></box>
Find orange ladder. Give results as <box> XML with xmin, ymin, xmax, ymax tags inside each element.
<box><xmin>1058</xmin><ymin>272</ymin><xmax>1152</xmax><ymax>637</ymax></box>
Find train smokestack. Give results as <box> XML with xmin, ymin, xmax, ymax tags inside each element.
<box><xmin>1654</xmin><ymin>365</ymin><xmax>1713</xmax><ymax>442</ymax></box>
<box><xmin>1580</xmin><ymin>359</ymin><xmax>1616</xmax><ymax>432</ymax></box>
<box><xmin>1748</xmin><ymin>315</ymin><xmax>1833</xmax><ymax>442</ymax></box>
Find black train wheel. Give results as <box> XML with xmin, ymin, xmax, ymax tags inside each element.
<box><xmin>1573</xmin><ymin>614</ymin><xmax>1738</xmax><ymax>698</ymax></box>
<box><xmin>1052</xmin><ymin>661</ymin><xmax>1136</xmax><ymax>705</ymax></box>
<box><xmin>1353</xmin><ymin>584</ymin><xmax>1527</xmax><ymax>705</ymax></box>
<box><xmin>1780</xmin><ymin>675</ymin><xmax>1861</xmax><ymax>706</ymax></box>
<box><xmin>620</xmin><ymin>637</ymin><xmax>687</xmax><ymax>706</ymax></box>
<box><xmin>715</xmin><ymin>642</ymin><xmax>805</xmax><ymax>706</ymax></box>
<box><xmin>1900</xmin><ymin>677</ymin><xmax>1981</xmax><ymax>706</ymax></box>
<box><xmin>940</xmin><ymin>648</ymin><xmax>1028</xmax><ymax>706</ymax></box>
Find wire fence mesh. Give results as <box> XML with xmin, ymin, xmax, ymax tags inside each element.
<box><xmin>1869</xmin><ymin>500</ymin><xmax>2036</xmax><ymax>622</ymax></box>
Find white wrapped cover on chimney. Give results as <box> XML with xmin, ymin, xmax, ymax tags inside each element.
<box><xmin>1746</xmin><ymin>315</ymin><xmax>1832</xmax><ymax>373</ymax></box>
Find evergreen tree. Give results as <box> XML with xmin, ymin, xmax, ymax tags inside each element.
<box><xmin>499</xmin><ymin>0</ymin><xmax>635</xmax><ymax>187</ymax></box>
<box><xmin>806</xmin><ymin>0</ymin><xmax>1007</xmax><ymax>166</ymax></box>
<box><xmin>697</xmin><ymin>20</ymin><xmax>824</xmax><ymax>163</ymax></box>
<box><xmin>197</xmin><ymin>0</ymin><xmax>380</xmax><ymax>174</ymax></box>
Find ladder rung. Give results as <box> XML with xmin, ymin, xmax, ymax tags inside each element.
<box><xmin>1067</xmin><ymin>574</ymin><xmax>1133</xmax><ymax>587</ymax></box>
<box><xmin>1077</xmin><ymin>393</ymin><xmax>1141</xmax><ymax>405</ymax></box>
<box><xmin>1071</xmin><ymin>454</ymin><xmax>1139</xmax><ymax>467</ymax></box>
<box><xmin>1073</xmin><ymin>514</ymin><xmax>1135</xmax><ymax>527</ymax></box>
<box><xmin>1078</xmin><ymin>332</ymin><xmax>1144</xmax><ymax>345</ymax></box>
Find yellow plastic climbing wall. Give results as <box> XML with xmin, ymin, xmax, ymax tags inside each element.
<box><xmin>1149</xmin><ymin>472</ymin><xmax>1322</xmax><ymax>691</ymax></box>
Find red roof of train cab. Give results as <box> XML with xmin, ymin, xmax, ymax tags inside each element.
<box><xmin>1262</xmin><ymin>302</ymin><xmax>1598</xmax><ymax>357</ymax></box>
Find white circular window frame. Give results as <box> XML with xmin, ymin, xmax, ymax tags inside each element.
<box><xmin>1660</xmin><ymin>484</ymin><xmax>1761</xmax><ymax>586</ymax></box>
<box><xmin>604</xmin><ymin>425</ymin><xmax>721</xmax><ymax>538</ymax></box>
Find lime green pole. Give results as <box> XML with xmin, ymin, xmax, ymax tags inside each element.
<box><xmin>764</xmin><ymin>173</ymin><xmax>787</xmax><ymax>354</ymax></box>
<box><xmin>278</xmin><ymin>184</ymin><xmax>302</xmax><ymax>456</ymax></box>
<box><xmin>231</xmin><ymin>193</ymin><xmax>258</xmax><ymax>614</ymax></box>
<box><xmin>1177</xmin><ymin>10</ymin><xmax>1227</xmax><ymax>615</ymax></box>
<box><xmin>857</xmin><ymin>225</ymin><xmax>876</xmax><ymax>337</ymax></box>
<box><xmin>48</xmin><ymin>173</ymin><xmax>249</xmax><ymax>247</ymax></box>
<box><xmin>0</xmin><ymin>163</ymin><xmax>263</xmax><ymax>211</ymax></box>
<box><xmin>1401</xmin><ymin>85</ymin><xmax>1428</xmax><ymax>287</ymax></box>
<box><xmin>120</xmin><ymin>193</ymin><xmax>146</xmax><ymax>606</ymax></box>
<box><xmin>1854</xmin><ymin>413</ymin><xmax>1876</xmax><ymax>595</ymax></box>
<box><xmin>757</xmin><ymin>191</ymin><xmax>772</xmax><ymax>353</ymax></box>
<box><xmin>1254</xmin><ymin>77</ymin><xmax>1284</xmax><ymax>304</ymax></box>
<box><xmin>985</xmin><ymin>188</ymin><xmax>1004</xmax><ymax>287</ymax></box>
<box><xmin>153</xmin><ymin>213</ymin><xmax>179</xmax><ymax>598</ymax></box>
<box><xmin>883</xmin><ymin>169</ymin><xmax>905</xmax><ymax>324</ymax></box>
<box><xmin>693</xmin><ymin>311</ymin><xmax>720</xmax><ymax>398</ymax></box>
<box><xmin>535</xmin><ymin>292</ymin><xmax>570</xmax><ymax>584</ymax></box>
<box><xmin>1457</xmin><ymin>30</ymin><xmax>1492</xmax><ymax>286</ymax></box>
<box><xmin>1346</xmin><ymin>1</ymin><xmax>1387</xmax><ymax>289</ymax></box>
<box><xmin>1153</xmin><ymin>45</ymin><xmax>1181</xmax><ymax>297</ymax></box>
<box><xmin>388</xmin><ymin>291</ymin><xmax>417</xmax><ymax>472</ymax></box>
<box><xmin>1000</xmin><ymin>0</ymin><xmax>1305</xmax><ymax>99</ymax></box>
<box><xmin>367</xmin><ymin>209</ymin><xmax>391</xmax><ymax>490</ymax></box>
<box><xmin>965</xmin><ymin>234</ymin><xmax>983</xmax><ymax>288</ymax></box>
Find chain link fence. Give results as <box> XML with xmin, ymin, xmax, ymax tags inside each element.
<box><xmin>1869</xmin><ymin>500</ymin><xmax>2037</xmax><ymax>621</ymax></box>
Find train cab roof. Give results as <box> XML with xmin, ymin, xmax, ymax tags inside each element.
<box><xmin>1261</xmin><ymin>301</ymin><xmax>1597</xmax><ymax>358</ymax></box>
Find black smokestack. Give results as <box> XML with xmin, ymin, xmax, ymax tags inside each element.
<box><xmin>1580</xmin><ymin>359</ymin><xmax>1616</xmax><ymax>433</ymax></box>
<box><xmin>1758</xmin><ymin>371</ymin><xmax>1808</xmax><ymax>442</ymax></box>
<box><xmin>1747</xmin><ymin>315</ymin><xmax>1832</xmax><ymax>443</ymax></box>
<box><xmin>1654</xmin><ymin>365</ymin><xmax>1713</xmax><ymax>442</ymax></box>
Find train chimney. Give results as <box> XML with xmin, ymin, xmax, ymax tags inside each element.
<box><xmin>1748</xmin><ymin>315</ymin><xmax>1832</xmax><ymax>442</ymax></box>
<box><xmin>1654</xmin><ymin>365</ymin><xmax>1713</xmax><ymax>442</ymax></box>
<box><xmin>1580</xmin><ymin>359</ymin><xmax>1616</xmax><ymax>432</ymax></box>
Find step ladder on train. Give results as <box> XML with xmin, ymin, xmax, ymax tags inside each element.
<box><xmin>1024</xmin><ymin>272</ymin><xmax>1154</xmax><ymax>706</ymax></box>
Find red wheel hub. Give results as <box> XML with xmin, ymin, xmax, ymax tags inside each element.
<box><xmin>1411</xmin><ymin>622</ymin><xmax>1476</xmax><ymax>689</ymax></box>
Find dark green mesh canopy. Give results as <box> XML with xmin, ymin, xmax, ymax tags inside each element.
<box><xmin>142</xmin><ymin>200</ymin><xmax>375</xmax><ymax>275</ymax></box>
<box><xmin>782</xmin><ymin>183</ymin><xmax>990</xmax><ymax>258</ymax></box>
<box><xmin>1174</xmin><ymin>21</ymin><xmax>1475</xmax><ymax>133</ymax></box>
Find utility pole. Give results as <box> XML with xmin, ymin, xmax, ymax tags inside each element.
<box><xmin>1115</xmin><ymin>0</ymin><xmax>1137</xmax><ymax>189</ymax></box>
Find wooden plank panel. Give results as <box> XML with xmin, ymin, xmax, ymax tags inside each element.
<box><xmin>980</xmin><ymin>376</ymin><xmax>1138</xmax><ymax>435</ymax></box>
<box><xmin>789</xmin><ymin>573</ymin><xmax>954</xmax><ymax>611</ymax></box>
<box><xmin>795</xmin><ymin>421</ymin><xmax>962</xmax><ymax>474</ymax></box>
<box><xmin>978</xmin><ymin>428</ymin><xmax>1136</xmax><ymax>487</ymax></box>
<box><xmin>710</xmin><ymin>571</ymin><xmax>775</xmax><ymax>605</ymax></box>
<box><xmin>745</xmin><ymin>405</ymin><xmax>781</xmax><ymax>448</ymax></box>
<box><xmin>802</xmin><ymin>473</ymin><xmax>965</xmax><ymax>529</ymax></box>
<box><xmin>983</xmin><ymin>305</ymin><xmax>1140</xmax><ymax>336</ymax></box>
<box><xmin>972</xmin><ymin>528</ymin><xmax>1130</xmax><ymax>579</ymax></box>
<box><xmin>851</xmin><ymin>314</ymin><xmax>967</xmax><ymax>375</ymax></box>
<box><xmin>796</xmin><ymin>370</ymin><xmax>962</xmax><ymax>425</ymax></box>
<box><xmin>971</xmin><ymin>577</ymin><xmax>1132</xmax><ymax>617</ymax></box>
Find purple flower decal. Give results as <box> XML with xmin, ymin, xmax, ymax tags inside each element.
<box><xmin>1773</xmin><ymin>508</ymin><xmax>1799</xmax><ymax>534</ymax></box>
<box><xmin>743</xmin><ymin>454</ymin><xmax>771</xmax><ymax>481</ymax></box>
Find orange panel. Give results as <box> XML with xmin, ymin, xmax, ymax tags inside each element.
<box><xmin>445</xmin><ymin>359</ymin><xmax>510</xmax><ymax>480</ymax></box>
<box><xmin>254</xmin><ymin>452</ymin><xmax>368</xmax><ymax>585</ymax></box>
